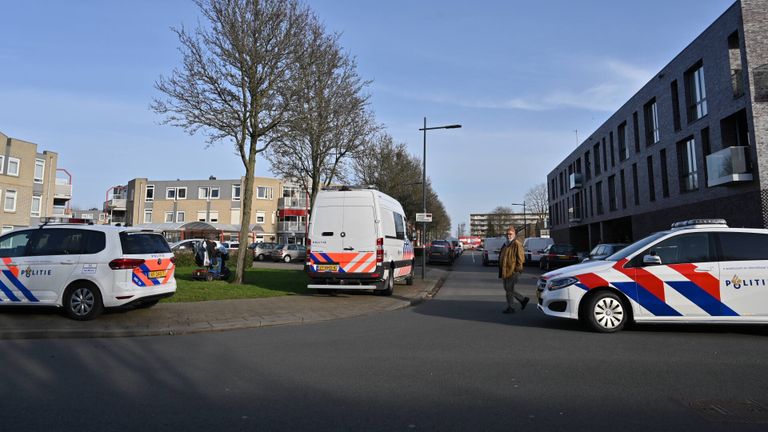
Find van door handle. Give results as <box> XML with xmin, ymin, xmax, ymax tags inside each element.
<box><xmin>694</xmin><ymin>266</ymin><xmax>714</xmax><ymax>272</ymax></box>
<box><xmin>344</xmin><ymin>247</ymin><xmax>354</xmax><ymax>251</ymax></box>
<box><xmin>60</xmin><ymin>260</ymin><xmax>76</xmax><ymax>265</ymax></box>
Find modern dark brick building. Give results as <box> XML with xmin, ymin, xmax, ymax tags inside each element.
<box><xmin>547</xmin><ymin>0</ymin><xmax>768</xmax><ymax>252</ymax></box>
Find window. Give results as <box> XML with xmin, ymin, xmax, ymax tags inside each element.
<box><xmin>166</xmin><ymin>187</ymin><xmax>186</xmax><ymax>200</ymax></box>
<box><xmin>632</xmin><ymin>163</ymin><xmax>640</xmax><ymax>205</ymax></box>
<box><xmin>7</xmin><ymin>157</ymin><xmax>20</xmax><ymax>177</ymax></box>
<box><xmin>31</xmin><ymin>196</ymin><xmax>42</xmax><ymax>217</ymax></box>
<box><xmin>119</xmin><ymin>232</ymin><xmax>171</xmax><ymax>254</ymax></box>
<box><xmin>632</xmin><ymin>111</ymin><xmax>640</xmax><ymax>153</ymax></box>
<box><xmin>718</xmin><ymin>232</ymin><xmax>768</xmax><ymax>261</ymax></box>
<box><xmin>164</xmin><ymin>212</ymin><xmax>174</xmax><ymax>223</ymax></box>
<box><xmin>230</xmin><ymin>209</ymin><xmax>240</xmax><ymax>224</ymax></box>
<box><xmin>393</xmin><ymin>213</ymin><xmax>406</xmax><ymax>240</ymax></box>
<box><xmin>609</xmin><ymin>132</ymin><xmax>615</xmax><ymax>167</ymax></box>
<box><xmin>0</xmin><ymin>230</ymin><xmax>30</xmax><ymax>257</ymax></box>
<box><xmin>585</xmin><ymin>151</ymin><xmax>592</xmax><ymax>181</ymax></box>
<box><xmin>256</xmin><ymin>186</ymin><xmax>273</xmax><ymax>200</ymax></box>
<box><xmin>4</xmin><ymin>190</ymin><xmax>17</xmax><ymax>212</ymax></box>
<box><xmin>232</xmin><ymin>185</ymin><xmax>241</xmax><ymax>201</ymax></box>
<box><xmin>620</xmin><ymin>170</ymin><xmax>627</xmax><ymax>209</ymax></box>
<box><xmin>595</xmin><ymin>181</ymin><xmax>603</xmax><ymax>215</ymax></box>
<box><xmin>177</xmin><ymin>187</ymin><xmax>187</xmax><ymax>199</ymax></box>
<box><xmin>677</xmin><ymin>137</ymin><xmax>699</xmax><ymax>192</ymax></box>
<box><xmin>198</xmin><ymin>187</ymin><xmax>220</xmax><ymax>200</ymax></box>
<box><xmin>593</xmin><ymin>143</ymin><xmax>601</xmax><ymax>175</ymax></box>
<box><xmin>644</xmin><ymin>98</ymin><xmax>660</xmax><ymax>146</ymax></box>
<box><xmin>660</xmin><ymin>149</ymin><xmax>670</xmax><ymax>198</ymax></box>
<box><xmin>647</xmin><ymin>156</ymin><xmax>656</xmax><ymax>202</ymax></box>
<box><xmin>34</xmin><ymin>159</ymin><xmax>45</xmax><ymax>183</ymax></box>
<box><xmin>641</xmin><ymin>232</ymin><xmax>715</xmax><ymax>265</ymax></box>
<box><xmin>176</xmin><ymin>211</ymin><xmax>185</xmax><ymax>223</ymax></box>
<box><xmin>671</xmin><ymin>80</ymin><xmax>682</xmax><ymax>131</ymax></box>
<box><xmin>166</xmin><ymin>188</ymin><xmax>176</xmax><ymax>200</ymax></box>
<box><xmin>608</xmin><ymin>175</ymin><xmax>617</xmax><ymax>211</ymax></box>
<box><xmin>602</xmin><ymin>138</ymin><xmax>607</xmax><ymax>172</ymax></box>
<box><xmin>618</xmin><ymin>122</ymin><xmax>628</xmax><ymax>161</ymax></box>
<box><xmin>685</xmin><ymin>62</ymin><xmax>708</xmax><ymax>122</ymax></box>
<box><xmin>209</xmin><ymin>211</ymin><xmax>219</xmax><ymax>223</ymax></box>
<box><xmin>728</xmin><ymin>32</ymin><xmax>745</xmax><ymax>98</ymax></box>
<box><xmin>27</xmin><ymin>229</ymin><xmax>105</xmax><ymax>256</ymax></box>
<box><xmin>197</xmin><ymin>211</ymin><xmax>207</xmax><ymax>222</ymax></box>
<box><xmin>143</xmin><ymin>209</ymin><xmax>152</xmax><ymax>223</ymax></box>
<box><xmin>0</xmin><ymin>155</ymin><xmax>4</xmax><ymax>174</ymax></box>
<box><xmin>256</xmin><ymin>211</ymin><xmax>265</xmax><ymax>224</ymax></box>
<box><xmin>146</xmin><ymin>185</ymin><xmax>155</xmax><ymax>201</ymax></box>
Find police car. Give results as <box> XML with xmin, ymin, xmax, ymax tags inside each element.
<box><xmin>0</xmin><ymin>224</ymin><xmax>176</xmax><ymax>320</ymax></box>
<box><xmin>537</xmin><ymin>219</ymin><xmax>768</xmax><ymax>332</ymax></box>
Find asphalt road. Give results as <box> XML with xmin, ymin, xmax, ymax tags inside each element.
<box><xmin>2</xmin><ymin>251</ymin><xmax>767</xmax><ymax>431</ymax></box>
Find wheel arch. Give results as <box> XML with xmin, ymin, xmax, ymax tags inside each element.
<box><xmin>60</xmin><ymin>279</ymin><xmax>103</xmax><ymax>306</ymax></box>
<box><xmin>577</xmin><ymin>286</ymin><xmax>635</xmax><ymax>324</ymax></box>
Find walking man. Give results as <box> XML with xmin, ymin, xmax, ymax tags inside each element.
<box><xmin>499</xmin><ymin>226</ymin><xmax>529</xmax><ymax>313</ymax></box>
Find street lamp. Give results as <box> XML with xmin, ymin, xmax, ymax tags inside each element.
<box><xmin>418</xmin><ymin>117</ymin><xmax>462</xmax><ymax>279</ymax></box>
<box><xmin>511</xmin><ymin>201</ymin><xmax>526</xmax><ymax>237</ymax></box>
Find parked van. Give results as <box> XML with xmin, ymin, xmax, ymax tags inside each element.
<box><xmin>305</xmin><ymin>187</ymin><xmax>415</xmax><ymax>295</ymax></box>
<box><xmin>482</xmin><ymin>236</ymin><xmax>506</xmax><ymax>266</ymax></box>
<box><xmin>523</xmin><ymin>237</ymin><xmax>555</xmax><ymax>264</ymax></box>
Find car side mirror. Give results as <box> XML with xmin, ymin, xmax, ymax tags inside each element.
<box><xmin>643</xmin><ymin>254</ymin><xmax>662</xmax><ymax>266</ymax></box>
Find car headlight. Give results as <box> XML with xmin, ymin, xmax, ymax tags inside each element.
<box><xmin>548</xmin><ymin>277</ymin><xmax>579</xmax><ymax>291</ymax></box>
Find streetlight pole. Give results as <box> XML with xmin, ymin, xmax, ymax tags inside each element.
<box><xmin>418</xmin><ymin>117</ymin><xmax>461</xmax><ymax>279</ymax></box>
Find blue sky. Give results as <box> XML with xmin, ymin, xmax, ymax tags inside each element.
<box><xmin>0</xmin><ymin>0</ymin><xmax>735</xmax><ymax>230</ymax></box>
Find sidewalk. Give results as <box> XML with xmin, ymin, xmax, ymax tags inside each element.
<box><xmin>0</xmin><ymin>267</ymin><xmax>448</xmax><ymax>340</ymax></box>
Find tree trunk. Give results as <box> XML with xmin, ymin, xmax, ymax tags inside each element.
<box><xmin>234</xmin><ymin>141</ymin><xmax>258</xmax><ymax>284</ymax></box>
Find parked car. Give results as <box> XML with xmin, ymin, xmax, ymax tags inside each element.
<box><xmin>582</xmin><ymin>243</ymin><xmax>629</xmax><ymax>262</ymax></box>
<box><xmin>538</xmin><ymin>244</ymin><xmax>579</xmax><ymax>271</ymax></box>
<box><xmin>170</xmin><ymin>238</ymin><xmax>203</xmax><ymax>253</ymax></box>
<box><xmin>427</xmin><ymin>240</ymin><xmax>454</xmax><ymax>265</ymax></box>
<box><xmin>271</xmin><ymin>244</ymin><xmax>307</xmax><ymax>263</ymax></box>
<box><xmin>251</xmin><ymin>242</ymin><xmax>277</xmax><ymax>261</ymax></box>
<box><xmin>523</xmin><ymin>237</ymin><xmax>555</xmax><ymax>265</ymax></box>
<box><xmin>482</xmin><ymin>237</ymin><xmax>505</xmax><ymax>266</ymax></box>
<box><xmin>0</xmin><ymin>224</ymin><xmax>176</xmax><ymax>320</ymax></box>
<box><xmin>221</xmin><ymin>241</ymin><xmax>240</xmax><ymax>250</ymax></box>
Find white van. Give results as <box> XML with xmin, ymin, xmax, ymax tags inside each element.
<box><xmin>482</xmin><ymin>236</ymin><xmax>506</xmax><ymax>266</ymax></box>
<box><xmin>523</xmin><ymin>237</ymin><xmax>555</xmax><ymax>264</ymax></box>
<box><xmin>305</xmin><ymin>188</ymin><xmax>415</xmax><ymax>295</ymax></box>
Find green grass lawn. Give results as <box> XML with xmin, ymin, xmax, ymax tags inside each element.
<box><xmin>164</xmin><ymin>266</ymin><xmax>309</xmax><ymax>302</ymax></box>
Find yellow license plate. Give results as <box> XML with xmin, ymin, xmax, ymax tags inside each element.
<box><xmin>148</xmin><ymin>270</ymin><xmax>167</xmax><ymax>279</ymax></box>
<box><xmin>317</xmin><ymin>264</ymin><xmax>339</xmax><ymax>272</ymax></box>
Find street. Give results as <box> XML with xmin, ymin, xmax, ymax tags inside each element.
<box><xmin>2</xmin><ymin>250</ymin><xmax>767</xmax><ymax>431</ymax></box>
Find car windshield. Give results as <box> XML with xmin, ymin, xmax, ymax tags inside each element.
<box><xmin>604</xmin><ymin>232</ymin><xmax>669</xmax><ymax>261</ymax></box>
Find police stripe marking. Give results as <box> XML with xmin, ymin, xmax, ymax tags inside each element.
<box><xmin>0</xmin><ymin>278</ymin><xmax>21</xmax><ymax>302</ymax></box>
<box><xmin>3</xmin><ymin>270</ymin><xmax>39</xmax><ymax>302</ymax></box>
<box><xmin>666</xmin><ymin>281</ymin><xmax>738</xmax><ymax>316</ymax></box>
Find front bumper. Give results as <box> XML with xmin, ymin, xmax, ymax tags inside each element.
<box><xmin>536</xmin><ymin>281</ymin><xmax>581</xmax><ymax>320</ymax></box>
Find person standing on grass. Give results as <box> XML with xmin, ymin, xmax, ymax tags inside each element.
<box><xmin>499</xmin><ymin>226</ymin><xmax>529</xmax><ymax>314</ymax></box>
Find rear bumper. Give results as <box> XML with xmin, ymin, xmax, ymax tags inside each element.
<box><xmin>305</xmin><ymin>265</ymin><xmax>384</xmax><ymax>285</ymax></box>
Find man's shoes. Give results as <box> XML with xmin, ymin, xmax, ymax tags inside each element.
<box><xmin>502</xmin><ymin>307</ymin><xmax>515</xmax><ymax>314</ymax></box>
<box><xmin>521</xmin><ymin>297</ymin><xmax>530</xmax><ymax>310</ymax></box>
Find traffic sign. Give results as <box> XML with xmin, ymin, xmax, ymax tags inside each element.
<box><xmin>416</xmin><ymin>213</ymin><xmax>432</xmax><ymax>222</ymax></box>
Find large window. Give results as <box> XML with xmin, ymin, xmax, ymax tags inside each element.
<box><xmin>164</xmin><ymin>212</ymin><xmax>174</xmax><ymax>223</ymax></box>
<box><xmin>660</xmin><ymin>149</ymin><xmax>670</xmax><ymax>198</ymax></box>
<box><xmin>647</xmin><ymin>156</ymin><xmax>656</xmax><ymax>202</ymax></box>
<box><xmin>677</xmin><ymin>137</ymin><xmax>699</xmax><ymax>192</ymax></box>
<box><xmin>166</xmin><ymin>187</ymin><xmax>187</xmax><ymax>200</ymax></box>
<box><xmin>34</xmin><ymin>159</ymin><xmax>45</xmax><ymax>183</ymax></box>
<box><xmin>595</xmin><ymin>181</ymin><xmax>603</xmax><ymax>215</ymax></box>
<box><xmin>143</xmin><ymin>209</ymin><xmax>152</xmax><ymax>223</ymax></box>
<box><xmin>7</xmin><ymin>157</ymin><xmax>20</xmax><ymax>177</ymax></box>
<box><xmin>644</xmin><ymin>98</ymin><xmax>660</xmax><ymax>146</ymax></box>
<box><xmin>593</xmin><ymin>143</ymin><xmax>601</xmax><ymax>176</ymax></box>
<box><xmin>608</xmin><ymin>175</ymin><xmax>617</xmax><ymax>211</ymax></box>
<box><xmin>256</xmin><ymin>186</ymin><xmax>274</xmax><ymax>200</ymax></box>
<box><xmin>0</xmin><ymin>155</ymin><xmax>4</xmax><ymax>174</ymax></box>
<box><xmin>145</xmin><ymin>185</ymin><xmax>155</xmax><ymax>201</ymax></box>
<box><xmin>618</xmin><ymin>122</ymin><xmax>629</xmax><ymax>161</ymax></box>
<box><xmin>4</xmin><ymin>189</ymin><xmax>17</xmax><ymax>212</ymax></box>
<box><xmin>176</xmin><ymin>211</ymin><xmax>185</xmax><ymax>223</ymax></box>
<box><xmin>718</xmin><ymin>232</ymin><xmax>768</xmax><ymax>261</ymax></box>
<box><xmin>686</xmin><ymin>62</ymin><xmax>708</xmax><ymax>122</ymax></box>
<box><xmin>199</xmin><ymin>187</ymin><xmax>220</xmax><ymax>199</ymax></box>
<box><xmin>642</xmin><ymin>232</ymin><xmax>715</xmax><ymax>265</ymax></box>
<box><xmin>232</xmin><ymin>185</ymin><xmax>241</xmax><ymax>201</ymax></box>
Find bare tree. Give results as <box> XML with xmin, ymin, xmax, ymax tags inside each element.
<box><xmin>151</xmin><ymin>0</ymin><xmax>314</xmax><ymax>283</ymax></box>
<box><xmin>524</xmin><ymin>183</ymin><xmax>549</xmax><ymax>225</ymax></box>
<box><xmin>266</xmin><ymin>22</ymin><xmax>375</xmax><ymax>209</ymax></box>
<box><xmin>487</xmin><ymin>206</ymin><xmax>513</xmax><ymax>237</ymax></box>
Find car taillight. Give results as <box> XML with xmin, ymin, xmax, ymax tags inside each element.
<box><xmin>376</xmin><ymin>238</ymin><xmax>384</xmax><ymax>263</ymax></box>
<box><xmin>109</xmin><ymin>258</ymin><xmax>145</xmax><ymax>270</ymax></box>
<box><xmin>170</xmin><ymin>257</ymin><xmax>176</xmax><ymax>264</ymax></box>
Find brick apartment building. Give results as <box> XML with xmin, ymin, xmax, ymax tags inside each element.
<box><xmin>0</xmin><ymin>130</ymin><xmax>72</xmax><ymax>233</ymax></box>
<box><xmin>547</xmin><ymin>0</ymin><xmax>768</xmax><ymax>252</ymax></box>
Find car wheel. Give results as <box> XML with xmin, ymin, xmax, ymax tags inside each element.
<box><xmin>205</xmin><ymin>272</ymin><xmax>214</xmax><ymax>282</ymax></box>
<box><xmin>257</xmin><ymin>254</ymin><xmax>264</xmax><ymax>261</ymax></box>
<box><xmin>64</xmin><ymin>284</ymin><xmax>104</xmax><ymax>321</ymax></box>
<box><xmin>283</xmin><ymin>255</ymin><xmax>292</xmax><ymax>263</ymax></box>
<box><xmin>585</xmin><ymin>292</ymin><xmax>627</xmax><ymax>333</ymax></box>
<box><xmin>375</xmin><ymin>270</ymin><xmax>394</xmax><ymax>296</ymax></box>
<box><xmin>406</xmin><ymin>261</ymin><xmax>415</xmax><ymax>285</ymax></box>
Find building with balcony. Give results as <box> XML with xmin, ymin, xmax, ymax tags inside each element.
<box><xmin>103</xmin><ymin>185</ymin><xmax>128</xmax><ymax>225</ymax></box>
<box><xmin>277</xmin><ymin>183</ymin><xmax>309</xmax><ymax>245</ymax></box>
<box><xmin>470</xmin><ymin>212</ymin><xmax>546</xmax><ymax>238</ymax></box>
<box><xmin>547</xmin><ymin>0</ymin><xmax>768</xmax><ymax>252</ymax></box>
<box><xmin>123</xmin><ymin>176</ymin><xmax>282</xmax><ymax>244</ymax></box>
<box><xmin>0</xmin><ymin>131</ymin><xmax>72</xmax><ymax>233</ymax></box>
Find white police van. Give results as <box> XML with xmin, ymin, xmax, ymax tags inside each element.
<box><xmin>537</xmin><ymin>219</ymin><xmax>768</xmax><ymax>332</ymax></box>
<box><xmin>305</xmin><ymin>187</ymin><xmax>415</xmax><ymax>295</ymax></box>
<box><xmin>0</xmin><ymin>224</ymin><xmax>176</xmax><ymax>320</ymax></box>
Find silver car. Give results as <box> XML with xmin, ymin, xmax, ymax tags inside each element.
<box><xmin>251</xmin><ymin>242</ymin><xmax>277</xmax><ymax>261</ymax></box>
<box><xmin>270</xmin><ymin>244</ymin><xmax>307</xmax><ymax>263</ymax></box>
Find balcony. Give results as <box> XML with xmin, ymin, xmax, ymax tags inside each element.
<box><xmin>107</xmin><ymin>198</ymin><xmax>127</xmax><ymax>210</ymax></box>
<box><xmin>706</xmin><ymin>146</ymin><xmax>753</xmax><ymax>187</ymax></box>
<box><xmin>55</xmin><ymin>178</ymin><xmax>72</xmax><ymax>199</ymax></box>
<box><xmin>52</xmin><ymin>206</ymin><xmax>69</xmax><ymax>217</ymax></box>
<box><xmin>277</xmin><ymin>221</ymin><xmax>306</xmax><ymax>233</ymax></box>
<box><xmin>278</xmin><ymin>196</ymin><xmax>308</xmax><ymax>209</ymax></box>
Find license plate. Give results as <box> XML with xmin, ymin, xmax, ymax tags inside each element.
<box><xmin>317</xmin><ymin>264</ymin><xmax>339</xmax><ymax>272</ymax></box>
<box><xmin>148</xmin><ymin>270</ymin><xmax>167</xmax><ymax>279</ymax></box>
<box><xmin>558</xmin><ymin>255</ymin><xmax>567</xmax><ymax>259</ymax></box>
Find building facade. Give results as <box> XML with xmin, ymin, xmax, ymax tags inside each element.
<box><xmin>547</xmin><ymin>0</ymin><xmax>768</xmax><ymax>252</ymax></box>
<box><xmin>123</xmin><ymin>176</ymin><xmax>310</xmax><ymax>245</ymax></box>
<box><xmin>0</xmin><ymin>131</ymin><xmax>72</xmax><ymax>233</ymax></box>
<box><xmin>470</xmin><ymin>212</ymin><xmax>545</xmax><ymax>238</ymax></box>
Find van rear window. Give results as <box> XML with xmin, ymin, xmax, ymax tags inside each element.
<box><xmin>120</xmin><ymin>232</ymin><xmax>171</xmax><ymax>254</ymax></box>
